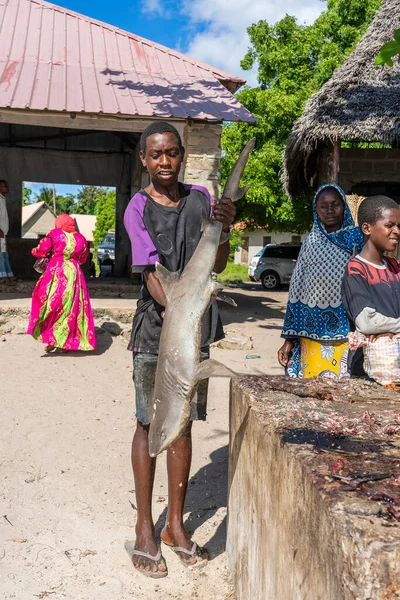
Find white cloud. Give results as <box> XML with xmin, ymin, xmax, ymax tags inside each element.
<box><xmin>141</xmin><ymin>0</ymin><xmax>165</xmax><ymax>16</ymax></box>
<box><xmin>182</xmin><ymin>0</ymin><xmax>326</xmax><ymax>84</ymax></box>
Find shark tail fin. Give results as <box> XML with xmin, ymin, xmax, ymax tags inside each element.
<box><xmin>155</xmin><ymin>262</ymin><xmax>180</xmax><ymax>302</ymax></box>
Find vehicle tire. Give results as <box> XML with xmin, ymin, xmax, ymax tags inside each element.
<box><xmin>261</xmin><ymin>270</ymin><xmax>280</xmax><ymax>290</ymax></box>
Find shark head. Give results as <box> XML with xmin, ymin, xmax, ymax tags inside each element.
<box><xmin>148</xmin><ymin>392</ymin><xmax>192</xmax><ymax>456</ymax></box>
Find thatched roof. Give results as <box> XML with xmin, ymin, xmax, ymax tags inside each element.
<box><xmin>283</xmin><ymin>0</ymin><xmax>400</xmax><ymax>199</ymax></box>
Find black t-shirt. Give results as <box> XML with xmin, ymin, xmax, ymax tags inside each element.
<box><xmin>124</xmin><ymin>183</ymin><xmax>224</xmax><ymax>354</ymax></box>
<box><xmin>342</xmin><ymin>255</ymin><xmax>400</xmax><ymax>325</ymax></box>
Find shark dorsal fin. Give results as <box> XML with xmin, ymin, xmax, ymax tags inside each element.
<box><xmin>155</xmin><ymin>262</ymin><xmax>180</xmax><ymax>302</ymax></box>
<box><xmin>194</xmin><ymin>358</ymin><xmax>238</xmax><ymax>383</ymax></box>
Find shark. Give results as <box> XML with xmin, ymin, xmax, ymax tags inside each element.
<box><xmin>148</xmin><ymin>137</ymin><xmax>256</xmax><ymax>457</ymax></box>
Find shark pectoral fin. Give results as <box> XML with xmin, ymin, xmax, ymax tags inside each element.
<box><xmin>210</xmin><ymin>281</ymin><xmax>224</xmax><ymax>298</ymax></box>
<box><xmin>155</xmin><ymin>263</ymin><xmax>180</xmax><ymax>301</ymax></box>
<box><xmin>195</xmin><ymin>358</ymin><xmax>238</xmax><ymax>382</ymax></box>
<box><xmin>216</xmin><ymin>293</ymin><xmax>237</xmax><ymax>307</ymax></box>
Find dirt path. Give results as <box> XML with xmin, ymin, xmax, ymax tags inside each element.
<box><xmin>0</xmin><ymin>286</ymin><xmax>287</xmax><ymax>599</ymax></box>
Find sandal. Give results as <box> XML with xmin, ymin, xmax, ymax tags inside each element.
<box><xmin>124</xmin><ymin>541</ymin><xmax>168</xmax><ymax>579</ymax></box>
<box><xmin>45</xmin><ymin>345</ymin><xmax>55</xmax><ymax>353</ymax></box>
<box><xmin>161</xmin><ymin>538</ymin><xmax>208</xmax><ymax>569</ymax></box>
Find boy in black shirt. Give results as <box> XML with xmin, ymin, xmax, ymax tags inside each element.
<box><xmin>124</xmin><ymin>122</ymin><xmax>235</xmax><ymax>577</ymax></box>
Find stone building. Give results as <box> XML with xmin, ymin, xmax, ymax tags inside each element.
<box><xmin>0</xmin><ymin>0</ymin><xmax>254</xmax><ymax>278</ymax></box>
<box><xmin>282</xmin><ymin>0</ymin><xmax>400</xmax><ymax>203</ymax></box>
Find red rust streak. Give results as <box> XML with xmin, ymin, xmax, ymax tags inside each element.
<box><xmin>1</xmin><ymin>61</ymin><xmax>19</xmax><ymax>90</ymax></box>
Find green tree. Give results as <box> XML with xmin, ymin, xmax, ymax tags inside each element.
<box><xmin>376</xmin><ymin>29</ymin><xmax>400</xmax><ymax>66</ymax></box>
<box><xmin>34</xmin><ymin>186</ymin><xmax>53</xmax><ymax>206</ymax></box>
<box><xmin>56</xmin><ymin>193</ymin><xmax>76</xmax><ymax>215</ymax></box>
<box><xmin>94</xmin><ymin>189</ymin><xmax>116</xmax><ymax>246</ymax></box>
<box><xmin>22</xmin><ymin>184</ymin><xmax>33</xmax><ymax>205</ymax></box>
<box><xmin>223</xmin><ymin>0</ymin><xmax>381</xmax><ymax>230</ymax></box>
<box><xmin>74</xmin><ymin>186</ymin><xmax>108</xmax><ymax>215</ymax></box>
<box><xmin>34</xmin><ymin>186</ymin><xmax>75</xmax><ymax>215</ymax></box>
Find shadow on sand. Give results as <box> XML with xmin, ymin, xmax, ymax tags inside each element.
<box><xmin>219</xmin><ymin>285</ymin><xmax>287</xmax><ymax>328</ymax></box>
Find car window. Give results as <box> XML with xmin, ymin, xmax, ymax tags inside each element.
<box><xmin>263</xmin><ymin>247</ymin><xmax>278</xmax><ymax>258</ymax></box>
<box><xmin>101</xmin><ymin>235</ymin><xmax>115</xmax><ymax>246</ymax></box>
<box><xmin>280</xmin><ymin>246</ymin><xmax>300</xmax><ymax>259</ymax></box>
<box><xmin>262</xmin><ymin>246</ymin><xmax>300</xmax><ymax>259</ymax></box>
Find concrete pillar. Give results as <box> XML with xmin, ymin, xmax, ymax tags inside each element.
<box><xmin>115</xmin><ymin>148</ymin><xmax>146</xmax><ymax>277</ymax></box>
<box><xmin>183</xmin><ymin>122</ymin><xmax>222</xmax><ymax>199</ymax></box>
<box><xmin>114</xmin><ymin>152</ymin><xmax>136</xmax><ymax>277</ymax></box>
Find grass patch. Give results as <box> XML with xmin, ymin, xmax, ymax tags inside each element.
<box><xmin>216</xmin><ymin>263</ymin><xmax>248</xmax><ymax>285</ymax></box>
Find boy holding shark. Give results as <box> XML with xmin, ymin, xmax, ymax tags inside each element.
<box><xmin>124</xmin><ymin>121</ymin><xmax>236</xmax><ymax>577</ymax></box>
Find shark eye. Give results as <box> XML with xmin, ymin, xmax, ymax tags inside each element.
<box><xmin>160</xmin><ymin>432</ymin><xmax>166</xmax><ymax>440</ymax></box>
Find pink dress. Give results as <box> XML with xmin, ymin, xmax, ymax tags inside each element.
<box><xmin>27</xmin><ymin>228</ymin><xmax>96</xmax><ymax>351</ymax></box>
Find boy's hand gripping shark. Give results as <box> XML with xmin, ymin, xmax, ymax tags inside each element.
<box><xmin>148</xmin><ymin>138</ymin><xmax>256</xmax><ymax>457</ymax></box>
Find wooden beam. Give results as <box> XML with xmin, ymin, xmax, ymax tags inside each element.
<box><xmin>0</xmin><ymin>109</ymin><xmax>191</xmax><ymax>134</ymax></box>
<box><xmin>318</xmin><ymin>139</ymin><xmax>341</xmax><ymax>186</ymax></box>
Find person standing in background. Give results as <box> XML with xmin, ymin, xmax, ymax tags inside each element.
<box><xmin>278</xmin><ymin>184</ymin><xmax>364</xmax><ymax>379</ymax></box>
<box><xmin>27</xmin><ymin>214</ymin><xmax>96</xmax><ymax>353</ymax></box>
<box><xmin>0</xmin><ymin>180</ymin><xmax>15</xmax><ymax>283</ymax></box>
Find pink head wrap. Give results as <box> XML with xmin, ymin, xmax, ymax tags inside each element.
<box><xmin>55</xmin><ymin>214</ymin><xmax>75</xmax><ymax>233</ymax></box>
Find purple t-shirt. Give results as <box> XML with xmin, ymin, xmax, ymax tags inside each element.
<box><xmin>124</xmin><ymin>183</ymin><xmax>224</xmax><ymax>353</ymax></box>
<box><xmin>124</xmin><ymin>183</ymin><xmax>213</xmax><ymax>272</ymax></box>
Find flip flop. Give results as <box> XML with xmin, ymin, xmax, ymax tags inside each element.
<box><xmin>124</xmin><ymin>541</ymin><xmax>168</xmax><ymax>579</ymax></box>
<box><xmin>44</xmin><ymin>345</ymin><xmax>55</xmax><ymax>353</ymax></box>
<box><xmin>162</xmin><ymin>539</ymin><xmax>209</xmax><ymax>569</ymax></box>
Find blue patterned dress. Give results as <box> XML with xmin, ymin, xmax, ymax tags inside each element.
<box><xmin>281</xmin><ymin>184</ymin><xmax>364</xmax><ymax>378</ymax></box>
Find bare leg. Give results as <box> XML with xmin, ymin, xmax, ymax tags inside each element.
<box><xmin>161</xmin><ymin>422</ymin><xmax>208</xmax><ymax>566</ymax></box>
<box><xmin>131</xmin><ymin>422</ymin><xmax>167</xmax><ymax>574</ymax></box>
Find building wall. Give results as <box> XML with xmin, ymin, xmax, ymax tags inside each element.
<box><xmin>234</xmin><ymin>230</ymin><xmax>308</xmax><ymax>265</ymax></box>
<box><xmin>339</xmin><ymin>148</ymin><xmax>400</xmax><ymax>193</ymax></box>
<box><xmin>22</xmin><ymin>205</ymin><xmax>55</xmax><ymax>238</ymax></box>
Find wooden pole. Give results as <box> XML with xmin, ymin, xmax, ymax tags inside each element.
<box><xmin>318</xmin><ymin>139</ymin><xmax>340</xmax><ymax>186</ymax></box>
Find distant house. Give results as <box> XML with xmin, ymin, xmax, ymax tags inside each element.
<box><xmin>70</xmin><ymin>214</ymin><xmax>97</xmax><ymax>244</ymax></box>
<box><xmin>233</xmin><ymin>223</ymin><xmax>308</xmax><ymax>265</ymax></box>
<box><xmin>21</xmin><ymin>202</ymin><xmax>55</xmax><ymax>239</ymax></box>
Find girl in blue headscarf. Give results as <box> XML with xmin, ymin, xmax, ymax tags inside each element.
<box><xmin>278</xmin><ymin>184</ymin><xmax>364</xmax><ymax>379</ymax></box>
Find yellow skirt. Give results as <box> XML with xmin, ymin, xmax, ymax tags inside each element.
<box><xmin>299</xmin><ymin>338</ymin><xmax>349</xmax><ymax>379</ymax></box>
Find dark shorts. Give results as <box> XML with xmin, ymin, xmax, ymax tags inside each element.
<box><xmin>132</xmin><ymin>349</ymin><xmax>210</xmax><ymax>425</ymax></box>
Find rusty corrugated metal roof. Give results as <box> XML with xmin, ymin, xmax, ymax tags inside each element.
<box><xmin>0</xmin><ymin>0</ymin><xmax>255</xmax><ymax>122</ymax></box>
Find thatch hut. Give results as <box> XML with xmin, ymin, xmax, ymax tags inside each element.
<box><xmin>283</xmin><ymin>0</ymin><xmax>400</xmax><ymax>202</ymax></box>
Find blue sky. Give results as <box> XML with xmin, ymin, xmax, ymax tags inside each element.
<box><xmin>25</xmin><ymin>182</ymin><xmax>113</xmax><ymax>200</ymax></box>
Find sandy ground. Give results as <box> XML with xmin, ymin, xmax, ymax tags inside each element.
<box><xmin>0</xmin><ymin>285</ymin><xmax>287</xmax><ymax>600</ymax></box>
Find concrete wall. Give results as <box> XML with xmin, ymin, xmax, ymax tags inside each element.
<box><xmin>339</xmin><ymin>147</ymin><xmax>400</xmax><ymax>193</ymax></box>
<box><xmin>227</xmin><ymin>378</ymin><xmax>400</xmax><ymax>600</ymax></box>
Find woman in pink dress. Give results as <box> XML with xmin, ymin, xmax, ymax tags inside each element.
<box><xmin>27</xmin><ymin>214</ymin><xmax>96</xmax><ymax>352</ymax></box>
